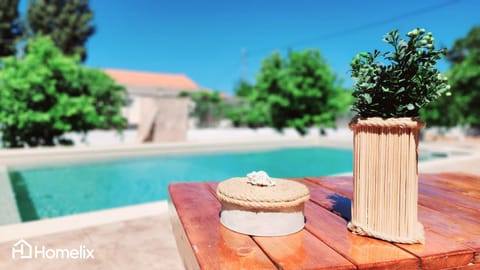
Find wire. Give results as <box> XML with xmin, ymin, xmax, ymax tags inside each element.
<box><xmin>217</xmin><ymin>0</ymin><xmax>462</xmax><ymax>90</ymax></box>
<box><xmin>247</xmin><ymin>0</ymin><xmax>462</xmax><ymax>57</ymax></box>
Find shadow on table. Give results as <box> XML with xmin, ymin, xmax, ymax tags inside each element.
<box><xmin>328</xmin><ymin>194</ymin><xmax>351</xmax><ymax>222</ymax></box>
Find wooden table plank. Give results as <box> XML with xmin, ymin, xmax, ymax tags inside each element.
<box><xmin>439</xmin><ymin>172</ymin><xmax>480</xmax><ymax>183</ymax></box>
<box><xmin>422</xmin><ymin>173</ymin><xmax>480</xmax><ymax>193</ymax></box>
<box><xmin>396</xmin><ymin>230</ymin><xmax>474</xmax><ymax>270</ymax></box>
<box><xmin>442</xmin><ymin>264</ymin><xmax>480</xmax><ymax>270</ymax></box>
<box><xmin>418</xmin><ymin>181</ymin><xmax>480</xmax><ymax>212</ymax></box>
<box><xmin>169</xmin><ymin>183</ymin><xmax>277</xmax><ymax>270</ymax></box>
<box><xmin>301</xmin><ymin>177</ymin><xmax>476</xmax><ymax>269</ymax></box>
<box><xmin>205</xmin><ymin>182</ymin><xmax>356</xmax><ymax>270</ymax></box>
<box><xmin>304</xmin><ymin>201</ymin><xmax>418</xmax><ymax>269</ymax></box>
<box><xmin>254</xmin><ymin>230</ymin><xmax>356</xmax><ymax>270</ymax></box>
<box><xmin>418</xmin><ymin>205</ymin><xmax>480</xmax><ymax>261</ymax></box>
<box><xmin>304</xmin><ymin>176</ymin><xmax>353</xmax><ymax>197</ymax></box>
<box><xmin>417</xmin><ymin>192</ymin><xmax>480</xmax><ymax>225</ymax></box>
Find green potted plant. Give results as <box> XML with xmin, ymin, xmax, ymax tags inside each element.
<box><xmin>348</xmin><ymin>28</ymin><xmax>450</xmax><ymax>244</ymax></box>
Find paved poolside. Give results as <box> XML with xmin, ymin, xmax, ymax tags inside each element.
<box><xmin>0</xmin><ymin>135</ymin><xmax>478</xmax><ymax>269</ymax></box>
<box><xmin>419</xmin><ymin>140</ymin><xmax>480</xmax><ymax>175</ymax></box>
<box><xmin>0</xmin><ymin>202</ymin><xmax>183</xmax><ymax>270</ymax></box>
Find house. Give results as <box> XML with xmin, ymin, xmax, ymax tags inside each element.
<box><xmin>104</xmin><ymin>69</ymin><xmax>202</xmax><ymax>142</ymax></box>
<box><xmin>104</xmin><ymin>69</ymin><xmax>201</xmax><ymax>126</ymax></box>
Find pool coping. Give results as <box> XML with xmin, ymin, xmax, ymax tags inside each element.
<box><xmin>2</xmin><ymin>136</ymin><xmax>472</xmax><ymax>169</ymax></box>
<box><xmin>0</xmin><ymin>200</ymin><xmax>168</xmax><ymax>243</ymax></box>
<box><xmin>0</xmin><ymin>166</ymin><xmax>21</xmax><ymax>225</ymax></box>
<box><xmin>1</xmin><ymin>137</ymin><xmax>345</xmax><ymax>169</ymax></box>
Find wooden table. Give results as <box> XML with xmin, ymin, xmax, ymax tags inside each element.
<box><xmin>169</xmin><ymin>173</ymin><xmax>480</xmax><ymax>269</ymax></box>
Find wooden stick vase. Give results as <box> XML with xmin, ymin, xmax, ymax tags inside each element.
<box><xmin>348</xmin><ymin>117</ymin><xmax>425</xmax><ymax>244</ymax></box>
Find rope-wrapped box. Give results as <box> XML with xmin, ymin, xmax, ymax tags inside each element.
<box><xmin>216</xmin><ymin>177</ymin><xmax>310</xmax><ymax>236</ymax></box>
<box><xmin>348</xmin><ymin>117</ymin><xmax>425</xmax><ymax>244</ymax></box>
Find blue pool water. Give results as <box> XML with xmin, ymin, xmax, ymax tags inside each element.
<box><xmin>9</xmin><ymin>146</ymin><xmax>352</xmax><ymax>221</ymax></box>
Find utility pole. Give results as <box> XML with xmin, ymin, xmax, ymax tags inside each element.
<box><xmin>241</xmin><ymin>48</ymin><xmax>247</xmax><ymax>81</ymax></box>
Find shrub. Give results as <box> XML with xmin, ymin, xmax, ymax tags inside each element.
<box><xmin>350</xmin><ymin>28</ymin><xmax>450</xmax><ymax>118</ymax></box>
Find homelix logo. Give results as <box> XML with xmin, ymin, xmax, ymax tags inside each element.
<box><xmin>12</xmin><ymin>239</ymin><xmax>94</xmax><ymax>260</ymax></box>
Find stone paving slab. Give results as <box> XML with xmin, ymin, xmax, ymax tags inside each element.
<box><xmin>0</xmin><ymin>214</ymin><xmax>182</xmax><ymax>270</ymax></box>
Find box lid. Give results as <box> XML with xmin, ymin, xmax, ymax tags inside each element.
<box><xmin>217</xmin><ymin>177</ymin><xmax>309</xmax><ymax>209</ymax></box>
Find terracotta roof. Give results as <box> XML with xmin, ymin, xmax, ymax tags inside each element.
<box><xmin>104</xmin><ymin>68</ymin><xmax>200</xmax><ymax>92</ymax></box>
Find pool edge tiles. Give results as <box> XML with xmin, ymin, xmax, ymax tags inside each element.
<box><xmin>0</xmin><ymin>138</ymin><xmax>325</xmax><ymax>170</ymax></box>
<box><xmin>0</xmin><ymin>166</ymin><xmax>21</xmax><ymax>225</ymax></box>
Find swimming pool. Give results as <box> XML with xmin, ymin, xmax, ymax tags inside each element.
<box><xmin>8</xmin><ymin>146</ymin><xmax>352</xmax><ymax>221</ymax></box>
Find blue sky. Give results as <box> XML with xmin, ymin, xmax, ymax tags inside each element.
<box><xmin>20</xmin><ymin>0</ymin><xmax>480</xmax><ymax>95</ymax></box>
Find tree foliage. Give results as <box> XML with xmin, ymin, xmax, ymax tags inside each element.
<box><xmin>27</xmin><ymin>0</ymin><xmax>95</xmax><ymax>61</ymax></box>
<box><xmin>231</xmin><ymin>49</ymin><xmax>350</xmax><ymax>134</ymax></box>
<box><xmin>350</xmin><ymin>28</ymin><xmax>450</xmax><ymax>118</ymax></box>
<box><xmin>447</xmin><ymin>50</ymin><xmax>480</xmax><ymax>127</ymax></box>
<box><xmin>226</xmin><ymin>98</ymin><xmax>270</xmax><ymax>128</ymax></box>
<box><xmin>422</xmin><ymin>49</ymin><xmax>480</xmax><ymax>128</ymax></box>
<box><xmin>180</xmin><ymin>90</ymin><xmax>225</xmax><ymax>127</ymax></box>
<box><xmin>0</xmin><ymin>0</ymin><xmax>22</xmax><ymax>57</ymax></box>
<box><xmin>226</xmin><ymin>80</ymin><xmax>258</xmax><ymax>127</ymax></box>
<box><xmin>448</xmin><ymin>26</ymin><xmax>480</xmax><ymax>63</ymax></box>
<box><xmin>0</xmin><ymin>37</ymin><xmax>126</xmax><ymax>147</ymax></box>
<box><xmin>233</xmin><ymin>79</ymin><xmax>254</xmax><ymax>98</ymax></box>
<box><xmin>421</xmin><ymin>25</ymin><xmax>480</xmax><ymax>128</ymax></box>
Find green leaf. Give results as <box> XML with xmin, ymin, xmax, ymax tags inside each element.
<box><xmin>395</xmin><ymin>87</ymin><xmax>405</xmax><ymax>95</ymax></box>
<box><xmin>362</xmin><ymin>93</ymin><xmax>372</xmax><ymax>104</ymax></box>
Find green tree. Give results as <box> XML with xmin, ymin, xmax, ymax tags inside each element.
<box><xmin>421</xmin><ymin>25</ymin><xmax>480</xmax><ymax>128</ymax></box>
<box><xmin>180</xmin><ymin>90</ymin><xmax>225</xmax><ymax>127</ymax></box>
<box><xmin>225</xmin><ymin>79</ymin><xmax>270</xmax><ymax>128</ymax></box>
<box><xmin>225</xmin><ymin>98</ymin><xmax>270</xmax><ymax>128</ymax></box>
<box><xmin>0</xmin><ymin>0</ymin><xmax>22</xmax><ymax>57</ymax></box>
<box><xmin>233</xmin><ymin>79</ymin><xmax>254</xmax><ymax>98</ymax></box>
<box><xmin>419</xmin><ymin>92</ymin><xmax>460</xmax><ymax>128</ymax></box>
<box><xmin>249</xmin><ymin>49</ymin><xmax>349</xmax><ymax>134</ymax></box>
<box><xmin>0</xmin><ymin>36</ymin><xmax>126</xmax><ymax>147</ymax></box>
<box><xmin>27</xmin><ymin>0</ymin><xmax>95</xmax><ymax>61</ymax></box>
<box><xmin>446</xmin><ymin>50</ymin><xmax>480</xmax><ymax>127</ymax></box>
<box><xmin>448</xmin><ymin>26</ymin><xmax>480</xmax><ymax>63</ymax></box>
